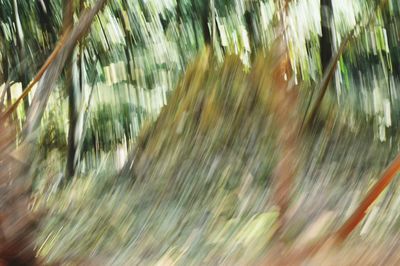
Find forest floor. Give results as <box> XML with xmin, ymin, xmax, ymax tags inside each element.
<box><xmin>33</xmin><ymin>53</ymin><xmax>400</xmax><ymax>265</ymax></box>
<box><xmin>33</xmin><ymin>109</ymin><xmax>400</xmax><ymax>265</ymax></box>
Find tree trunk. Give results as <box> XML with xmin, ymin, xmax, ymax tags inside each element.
<box><xmin>269</xmin><ymin>0</ymin><xmax>301</xmax><ymax>238</ymax></box>
<box><xmin>64</xmin><ymin>0</ymin><xmax>79</xmax><ymax>182</ymax></box>
<box><xmin>320</xmin><ymin>0</ymin><xmax>333</xmax><ymax>72</ymax></box>
<box><xmin>1</xmin><ymin>0</ymin><xmax>108</xmax><ymax>264</ymax></box>
<box><xmin>199</xmin><ymin>1</ymin><xmax>212</xmax><ymax>45</ymax></box>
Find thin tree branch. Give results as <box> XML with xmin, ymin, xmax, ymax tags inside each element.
<box><xmin>334</xmin><ymin>153</ymin><xmax>400</xmax><ymax>241</ymax></box>
<box><xmin>0</xmin><ymin>32</ymin><xmax>68</xmax><ymax>122</ymax></box>
<box><xmin>300</xmin><ymin>0</ymin><xmax>389</xmax><ymax>134</ymax></box>
<box><xmin>299</xmin><ymin>31</ymin><xmax>352</xmax><ymax>134</ymax></box>
<box><xmin>0</xmin><ymin>0</ymin><xmax>108</xmax><ymax>124</ymax></box>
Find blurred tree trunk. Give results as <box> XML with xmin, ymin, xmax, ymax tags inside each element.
<box><xmin>64</xmin><ymin>0</ymin><xmax>78</xmax><ymax>182</ymax></box>
<box><xmin>1</xmin><ymin>0</ymin><xmax>108</xmax><ymax>263</ymax></box>
<box><xmin>199</xmin><ymin>1</ymin><xmax>212</xmax><ymax>45</ymax></box>
<box><xmin>244</xmin><ymin>4</ymin><xmax>255</xmax><ymax>58</ymax></box>
<box><xmin>320</xmin><ymin>0</ymin><xmax>333</xmax><ymax>72</ymax></box>
<box><xmin>270</xmin><ymin>0</ymin><xmax>301</xmax><ymax>237</ymax></box>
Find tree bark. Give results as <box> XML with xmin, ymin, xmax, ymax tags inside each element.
<box><xmin>64</xmin><ymin>0</ymin><xmax>79</xmax><ymax>182</ymax></box>
<box><xmin>199</xmin><ymin>1</ymin><xmax>212</xmax><ymax>45</ymax></box>
<box><xmin>320</xmin><ymin>0</ymin><xmax>333</xmax><ymax>72</ymax></box>
<box><xmin>269</xmin><ymin>0</ymin><xmax>300</xmax><ymax>238</ymax></box>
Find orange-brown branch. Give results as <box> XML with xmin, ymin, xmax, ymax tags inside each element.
<box><xmin>0</xmin><ymin>28</ymin><xmax>71</xmax><ymax>121</ymax></box>
<box><xmin>334</xmin><ymin>153</ymin><xmax>400</xmax><ymax>241</ymax></box>
<box><xmin>0</xmin><ymin>29</ymin><xmax>70</xmax><ymax>122</ymax></box>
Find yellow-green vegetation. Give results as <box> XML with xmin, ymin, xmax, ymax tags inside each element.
<box><xmin>2</xmin><ymin>0</ymin><xmax>400</xmax><ymax>265</ymax></box>
<box><xmin>35</xmin><ymin>47</ymin><xmax>400</xmax><ymax>264</ymax></box>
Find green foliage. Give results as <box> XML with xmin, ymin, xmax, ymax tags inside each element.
<box><xmin>2</xmin><ymin>0</ymin><xmax>400</xmax><ymax>264</ymax></box>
